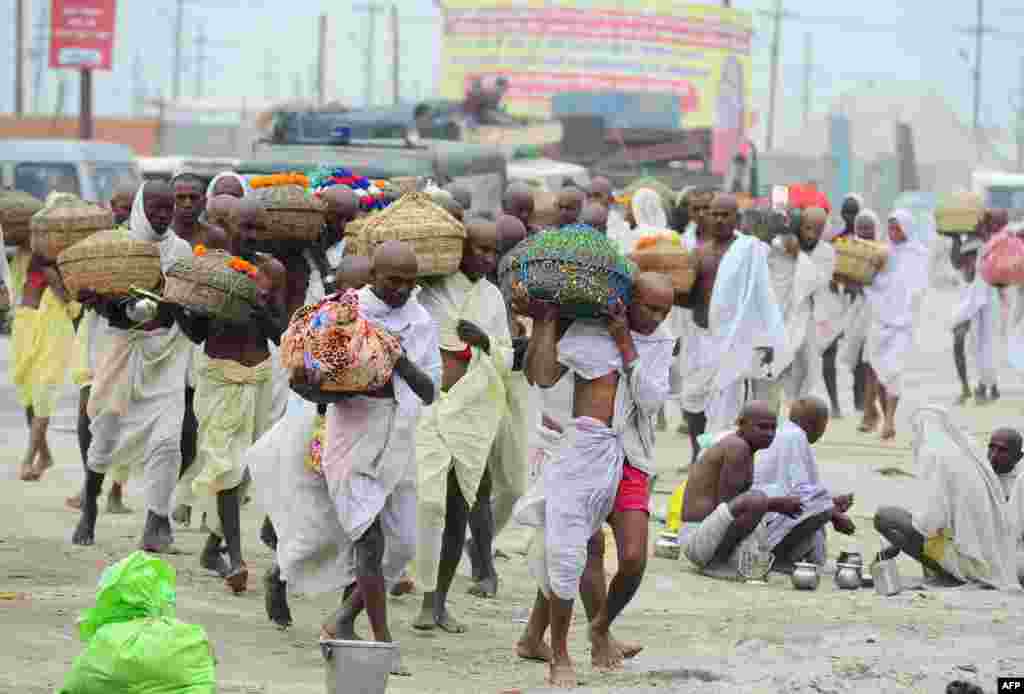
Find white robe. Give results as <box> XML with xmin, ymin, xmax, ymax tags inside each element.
<box><xmin>752</xmin><ymin>420</ymin><xmax>832</xmax><ymax>563</ymax></box>
<box><xmin>910</xmin><ymin>406</ymin><xmax>1020</xmax><ymax>591</ymax></box>
<box><xmin>953</xmin><ymin>254</ymin><xmax>1001</xmax><ymax>387</ymax></box>
<box><xmin>514</xmin><ymin>320</ymin><xmax>675</xmax><ymax>600</ymax></box>
<box><xmin>706</xmin><ymin>233</ymin><xmax>784</xmax><ymax>432</ymax></box>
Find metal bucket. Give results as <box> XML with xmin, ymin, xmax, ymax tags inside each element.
<box><xmin>870</xmin><ymin>559</ymin><xmax>902</xmax><ymax>596</ymax></box>
<box><xmin>322</xmin><ymin>639</ymin><xmax>395</xmax><ymax>694</ymax></box>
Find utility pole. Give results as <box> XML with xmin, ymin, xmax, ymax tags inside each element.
<box><xmin>766</xmin><ymin>0</ymin><xmax>783</xmax><ymax>150</ymax></box>
<box><xmin>133</xmin><ymin>52</ymin><xmax>147</xmax><ymax>117</ymax></box>
<box><xmin>355</xmin><ymin>3</ymin><xmax>386</xmax><ymax>108</ymax></box>
<box><xmin>15</xmin><ymin>0</ymin><xmax>25</xmax><ymax>116</ymax></box>
<box><xmin>973</xmin><ymin>0</ymin><xmax>983</xmax><ymax>132</ymax></box>
<box><xmin>317</xmin><ymin>13</ymin><xmax>328</xmax><ymax>107</ymax></box>
<box><xmin>194</xmin><ymin>24</ymin><xmax>208</xmax><ymax>99</ymax></box>
<box><xmin>80</xmin><ymin>69</ymin><xmax>94</xmax><ymax>139</ymax></box>
<box><xmin>30</xmin><ymin>3</ymin><xmax>49</xmax><ymax>114</ymax></box>
<box><xmin>391</xmin><ymin>4</ymin><xmax>400</xmax><ymax>106</ymax></box>
<box><xmin>172</xmin><ymin>0</ymin><xmax>184</xmax><ymax>102</ymax></box>
<box><xmin>802</xmin><ymin>32</ymin><xmax>812</xmax><ymax>128</ymax></box>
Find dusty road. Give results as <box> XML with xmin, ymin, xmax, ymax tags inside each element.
<box><xmin>2</xmin><ymin>285</ymin><xmax>1023</xmax><ymax>694</ymax></box>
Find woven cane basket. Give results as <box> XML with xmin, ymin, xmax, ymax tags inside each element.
<box><xmin>57</xmin><ymin>229</ymin><xmax>161</xmax><ymax>298</ymax></box>
<box><xmin>163</xmin><ymin>250</ymin><xmax>260</xmax><ymax>324</ymax></box>
<box><xmin>630</xmin><ymin>238</ymin><xmax>696</xmax><ymax>293</ymax></box>
<box><xmin>936</xmin><ymin>191</ymin><xmax>983</xmax><ymax>235</ymax></box>
<box><xmin>530</xmin><ymin>191</ymin><xmax>562</xmax><ymax>230</ymax></box>
<box><xmin>346</xmin><ymin>192</ymin><xmax>467</xmax><ymax>277</ymax></box>
<box><xmin>254</xmin><ymin>184</ymin><xmax>325</xmax><ymax>242</ymax></box>
<box><xmin>832</xmin><ymin>237</ymin><xmax>888</xmax><ymax>284</ymax></box>
<box><xmin>520</xmin><ymin>224</ymin><xmax>635</xmax><ymax>319</ymax></box>
<box><xmin>30</xmin><ymin>194</ymin><xmax>113</xmax><ymax>260</ymax></box>
<box><xmin>0</xmin><ymin>189</ymin><xmax>43</xmax><ymax>246</ymax></box>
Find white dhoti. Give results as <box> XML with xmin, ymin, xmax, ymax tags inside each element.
<box><xmin>954</xmin><ymin>256</ymin><xmax>1001</xmax><ymax>388</ymax></box>
<box><xmin>865</xmin><ymin>318</ymin><xmax>913</xmax><ymax>397</ymax></box>
<box><xmin>680</xmin><ymin>325</ymin><xmax>719</xmax><ymax>415</ymax></box>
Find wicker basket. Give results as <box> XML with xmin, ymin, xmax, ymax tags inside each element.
<box><xmin>832</xmin><ymin>237</ymin><xmax>889</xmax><ymax>284</ymax></box>
<box><xmin>281</xmin><ymin>291</ymin><xmax>402</xmax><ymax>399</ymax></box>
<box><xmin>163</xmin><ymin>250</ymin><xmax>260</xmax><ymax>324</ymax></box>
<box><xmin>255</xmin><ymin>184</ymin><xmax>325</xmax><ymax>242</ymax></box>
<box><xmin>530</xmin><ymin>191</ymin><xmax>562</xmax><ymax>229</ymax></box>
<box><xmin>57</xmin><ymin>229</ymin><xmax>162</xmax><ymax>298</ymax></box>
<box><xmin>346</xmin><ymin>192</ymin><xmax>467</xmax><ymax>277</ymax></box>
<box><xmin>936</xmin><ymin>191</ymin><xmax>983</xmax><ymax>235</ymax></box>
<box><xmin>0</xmin><ymin>190</ymin><xmax>43</xmax><ymax>247</ymax></box>
<box><xmin>520</xmin><ymin>225</ymin><xmax>635</xmax><ymax>319</ymax></box>
<box><xmin>30</xmin><ymin>194</ymin><xmax>113</xmax><ymax>260</ymax></box>
<box><xmin>630</xmin><ymin>238</ymin><xmax>696</xmax><ymax>292</ymax></box>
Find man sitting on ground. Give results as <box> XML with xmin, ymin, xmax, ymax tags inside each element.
<box><xmin>752</xmin><ymin>397</ymin><xmax>856</xmax><ymax>571</ymax></box>
<box><xmin>679</xmin><ymin>401</ymin><xmax>803</xmax><ymax>579</ymax></box>
<box><xmin>874</xmin><ymin>410</ymin><xmax>1023</xmax><ymax>589</ymax></box>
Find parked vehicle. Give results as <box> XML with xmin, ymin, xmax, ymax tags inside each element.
<box><xmin>0</xmin><ymin>139</ymin><xmax>140</xmax><ymax>204</ymax></box>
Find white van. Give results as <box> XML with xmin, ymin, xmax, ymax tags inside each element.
<box><xmin>0</xmin><ymin>139</ymin><xmax>141</xmax><ymax>205</ymax></box>
<box><xmin>972</xmin><ymin>170</ymin><xmax>1024</xmax><ymax>218</ymax></box>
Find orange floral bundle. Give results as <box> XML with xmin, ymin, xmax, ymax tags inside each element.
<box><xmin>249</xmin><ymin>172</ymin><xmax>310</xmax><ymax>189</ymax></box>
<box><xmin>633</xmin><ymin>230</ymin><xmax>682</xmax><ymax>251</ymax></box>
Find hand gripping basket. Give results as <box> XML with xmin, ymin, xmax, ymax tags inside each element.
<box><xmin>30</xmin><ymin>194</ymin><xmax>114</xmax><ymax>260</ymax></box>
<box><xmin>57</xmin><ymin>229</ymin><xmax>162</xmax><ymax>298</ymax></box>
<box><xmin>281</xmin><ymin>290</ymin><xmax>403</xmax><ymax>399</ymax></box>
<box><xmin>519</xmin><ymin>224</ymin><xmax>635</xmax><ymax>319</ymax></box>
<box><xmin>163</xmin><ymin>250</ymin><xmax>261</xmax><ymax>324</ymax></box>
<box><xmin>936</xmin><ymin>191</ymin><xmax>984</xmax><ymax>235</ymax></box>
<box><xmin>345</xmin><ymin>192</ymin><xmax>467</xmax><ymax>277</ymax></box>
<box><xmin>629</xmin><ymin>233</ymin><xmax>696</xmax><ymax>293</ymax></box>
<box><xmin>254</xmin><ymin>184</ymin><xmax>326</xmax><ymax>243</ymax></box>
<box><xmin>497</xmin><ymin>237</ymin><xmax>532</xmax><ymax>304</ymax></box>
<box><xmin>832</xmin><ymin>236</ymin><xmax>889</xmax><ymax>284</ymax></box>
<box><xmin>0</xmin><ymin>189</ymin><xmax>43</xmax><ymax>247</ymax></box>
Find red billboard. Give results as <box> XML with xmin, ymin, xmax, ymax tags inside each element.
<box><xmin>49</xmin><ymin>0</ymin><xmax>117</xmax><ymax>71</ymax></box>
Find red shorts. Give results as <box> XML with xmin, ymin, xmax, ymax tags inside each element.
<box><xmin>613</xmin><ymin>462</ymin><xmax>650</xmax><ymax>515</ymax></box>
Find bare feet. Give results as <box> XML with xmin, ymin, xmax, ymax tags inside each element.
<box><xmin>172</xmin><ymin>504</ymin><xmax>192</xmax><ymax>527</ymax></box>
<box><xmin>140</xmin><ymin>513</ymin><xmax>180</xmax><ymax>554</ymax></box>
<box><xmin>516</xmin><ymin>637</ymin><xmax>553</xmax><ymax>663</ymax></box>
<box><xmin>31</xmin><ymin>454</ymin><xmax>54</xmax><ymax>480</ymax></box>
<box><xmin>589</xmin><ymin>625</ymin><xmax>624</xmax><ymax>671</ymax></box>
<box><xmin>263</xmin><ymin>565</ymin><xmax>292</xmax><ymax>629</ymax></box>
<box><xmin>260</xmin><ymin>515</ymin><xmax>277</xmax><ymax>551</ymax></box>
<box><xmin>548</xmin><ymin>658</ymin><xmax>578</xmax><ymax>688</ymax></box>
<box><xmin>412</xmin><ymin>604</ymin><xmax>437</xmax><ymax>631</ymax></box>
<box><xmin>857</xmin><ymin>417</ymin><xmax>878</xmax><ymax>433</ymax></box>
<box><xmin>105</xmin><ymin>494</ymin><xmax>132</xmax><ymax>515</ymax></box>
<box><xmin>390</xmin><ymin>576</ymin><xmax>415</xmax><ymax>597</ymax></box>
<box><xmin>224</xmin><ymin>562</ymin><xmax>249</xmax><ymax>594</ymax></box>
<box><xmin>464</xmin><ymin>538</ymin><xmax>483</xmax><ymax>582</ymax></box>
<box><xmin>614</xmin><ymin>638</ymin><xmax>643</xmax><ymax>659</ymax></box>
<box><xmin>467</xmin><ymin>575</ymin><xmax>498</xmax><ymax>599</ymax></box>
<box><xmin>413</xmin><ymin>604</ymin><xmax>466</xmax><ymax>633</ymax></box>
<box><xmin>880</xmin><ymin>425</ymin><xmax>896</xmax><ymax>441</ymax></box>
<box><xmin>66</xmin><ymin>493</ymin><xmax>83</xmax><ymax>511</ymax></box>
<box><xmin>71</xmin><ymin>499</ymin><xmax>98</xmax><ymax>546</ymax></box>
<box><xmin>19</xmin><ymin>462</ymin><xmax>40</xmax><ymax>482</ymax></box>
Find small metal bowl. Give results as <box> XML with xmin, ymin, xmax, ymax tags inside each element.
<box><xmin>834</xmin><ymin>562</ymin><xmax>862</xmax><ymax>590</ymax></box>
<box><xmin>791</xmin><ymin>561</ymin><xmax>820</xmax><ymax>590</ymax></box>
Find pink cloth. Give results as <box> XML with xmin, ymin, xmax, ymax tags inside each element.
<box><xmin>980</xmin><ymin>230</ymin><xmax>1024</xmax><ymax>287</ymax></box>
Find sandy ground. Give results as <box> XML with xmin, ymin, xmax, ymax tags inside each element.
<box><xmin>2</xmin><ymin>285</ymin><xmax>1024</xmax><ymax>694</ymax></box>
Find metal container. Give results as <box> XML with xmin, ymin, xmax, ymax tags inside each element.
<box><xmin>870</xmin><ymin>559</ymin><xmax>902</xmax><ymax>596</ymax></box>
<box><xmin>834</xmin><ymin>562</ymin><xmax>861</xmax><ymax>590</ymax></box>
<box><xmin>322</xmin><ymin>639</ymin><xmax>395</xmax><ymax>694</ymax></box>
<box><xmin>654</xmin><ymin>532</ymin><xmax>680</xmax><ymax>560</ymax></box>
<box><xmin>791</xmin><ymin>562</ymin><xmax>820</xmax><ymax>590</ymax></box>
<box><xmin>837</xmin><ymin>551</ymin><xmax>863</xmax><ymax>568</ymax></box>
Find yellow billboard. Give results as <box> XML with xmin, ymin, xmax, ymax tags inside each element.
<box><xmin>439</xmin><ymin>1</ymin><xmax>753</xmax><ymax>135</ymax></box>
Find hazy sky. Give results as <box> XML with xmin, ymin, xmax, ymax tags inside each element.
<box><xmin>3</xmin><ymin>0</ymin><xmax>1023</xmax><ymax>143</ymax></box>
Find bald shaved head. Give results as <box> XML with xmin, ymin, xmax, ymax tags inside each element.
<box><xmin>628</xmin><ymin>272</ymin><xmax>674</xmax><ymax>335</ymax></box>
<box><xmin>580</xmin><ymin>202</ymin><xmax>609</xmax><ymax>233</ymax></box>
<box><xmin>588</xmin><ymin>177</ymin><xmax>613</xmax><ymax>205</ymax></box>
<box><xmin>503</xmin><ymin>183</ymin><xmax>535</xmax><ymax>227</ymax></box>
<box><xmin>989</xmin><ymin>427</ymin><xmax>1023</xmax><ymax>475</ymax></box>
<box><xmin>496</xmin><ymin>214</ymin><xmax>527</xmax><ymax>255</ymax></box>
<box><xmin>321</xmin><ymin>186</ymin><xmax>360</xmax><ymax>242</ymax></box>
<box><xmin>799</xmin><ymin>206</ymin><xmax>828</xmax><ymax>251</ymax></box>
<box><xmin>371</xmin><ymin>240</ymin><xmax>418</xmax><ymax>307</ymax></box>
<box><xmin>461</xmin><ymin>218</ymin><xmax>498</xmax><ymax>281</ymax></box>
<box><xmin>737</xmin><ymin>400</ymin><xmax>779</xmax><ymax>452</ymax></box>
<box><xmin>789</xmin><ymin>396</ymin><xmax>830</xmax><ymax>444</ymax></box>
<box><xmin>206</xmin><ymin>194</ymin><xmax>239</xmax><ymax>229</ymax></box>
<box><xmin>210</xmin><ymin>175</ymin><xmax>245</xmax><ymax>199</ymax></box>
<box><xmin>337</xmin><ymin>256</ymin><xmax>373</xmax><ymax>292</ymax></box>
<box><xmin>229</xmin><ymin>196</ymin><xmax>268</xmax><ymax>245</ymax></box>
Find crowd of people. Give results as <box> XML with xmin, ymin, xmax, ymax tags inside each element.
<box><xmin>2</xmin><ymin>170</ymin><xmax>1023</xmax><ymax>689</ymax></box>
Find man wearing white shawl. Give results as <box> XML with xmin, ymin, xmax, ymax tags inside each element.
<box><xmin>412</xmin><ymin>220</ymin><xmax>528</xmax><ymax>633</ymax></box>
<box><xmin>950</xmin><ymin>235</ymin><xmax>1001</xmax><ymax>404</ymax></box>
<box><xmin>874</xmin><ymin>409</ymin><xmax>1022</xmax><ymax>590</ymax></box>
<box><xmin>71</xmin><ymin>181</ymin><xmax>194</xmax><ymax>552</ymax></box>
<box><xmin>752</xmin><ymin>397</ymin><xmax>856</xmax><ymax>570</ymax></box>
<box><xmin>680</xmin><ymin>194</ymin><xmax>784</xmax><ymax>438</ymax></box>
<box><xmin>752</xmin><ymin>207</ymin><xmax>835</xmax><ymax>410</ymax></box>
<box><xmin>861</xmin><ymin>209</ymin><xmax>929</xmax><ymax>440</ymax></box>
<box><xmin>514</xmin><ymin>273</ymin><xmax>675</xmax><ymax>686</ymax></box>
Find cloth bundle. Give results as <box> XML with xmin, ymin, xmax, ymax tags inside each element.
<box><xmin>980</xmin><ymin>229</ymin><xmax>1024</xmax><ymax>287</ymax></box>
<box><xmin>281</xmin><ymin>289</ymin><xmax>402</xmax><ymax>392</ymax></box>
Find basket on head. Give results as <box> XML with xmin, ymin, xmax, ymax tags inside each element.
<box><xmin>281</xmin><ymin>290</ymin><xmax>403</xmax><ymax>399</ymax></box>
<box><xmin>832</xmin><ymin>236</ymin><xmax>888</xmax><ymax>284</ymax></box>
<box><xmin>29</xmin><ymin>194</ymin><xmax>112</xmax><ymax>260</ymax></box>
<box><xmin>520</xmin><ymin>224</ymin><xmax>635</xmax><ymax>319</ymax></box>
<box><xmin>629</xmin><ymin>233</ymin><xmax>696</xmax><ymax>293</ymax></box>
<box><xmin>163</xmin><ymin>249</ymin><xmax>261</xmax><ymax>324</ymax></box>
<box><xmin>530</xmin><ymin>191</ymin><xmax>562</xmax><ymax>230</ymax></box>
<box><xmin>58</xmin><ymin>228</ymin><xmax>162</xmax><ymax>298</ymax></box>
<box><xmin>936</xmin><ymin>191</ymin><xmax>984</xmax><ymax>235</ymax></box>
<box><xmin>346</xmin><ymin>192</ymin><xmax>467</xmax><ymax>277</ymax></box>
<box><xmin>254</xmin><ymin>184</ymin><xmax>325</xmax><ymax>243</ymax></box>
<box><xmin>0</xmin><ymin>189</ymin><xmax>43</xmax><ymax>247</ymax></box>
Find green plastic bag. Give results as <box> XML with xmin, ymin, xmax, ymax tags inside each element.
<box><xmin>79</xmin><ymin>551</ymin><xmax>177</xmax><ymax>642</ymax></box>
<box><xmin>59</xmin><ymin>552</ymin><xmax>216</xmax><ymax>693</ymax></box>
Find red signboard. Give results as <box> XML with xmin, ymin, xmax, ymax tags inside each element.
<box><xmin>49</xmin><ymin>0</ymin><xmax>117</xmax><ymax>71</ymax></box>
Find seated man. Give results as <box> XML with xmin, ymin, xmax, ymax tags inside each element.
<box><xmin>678</xmin><ymin>401</ymin><xmax>803</xmax><ymax>578</ymax></box>
<box><xmin>752</xmin><ymin>397</ymin><xmax>855</xmax><ymax>571</ymax></box>
<box><xmin>874</xmin><ymin>412</ymin><xmax>1022</xmax><ymax>589</ymax></box>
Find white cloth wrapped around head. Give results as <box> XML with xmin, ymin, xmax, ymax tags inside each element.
<box><xmin>631</xmin><ymin>188</ymin><xmax>668</xmax><ymax>229</ymax></box>
<box><xmin>205</xmin><ymin>171</ymin><xmax>252</xmax><ymax>198</ymax></box>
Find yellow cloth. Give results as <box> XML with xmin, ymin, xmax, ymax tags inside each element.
<box><xmin>667</xmin><ymin>480</ymin><xmax>688</xmax><ymax>533</ymax></box>
<box><xmin>923</xmin><ymin>528</ymin><xmax>990</xmax><ymax>581</ymax></box>
<box><xmin>9</xmin><ymin>290</ymin><xmax>75</xmax><ymax>416</ymax></box>
<box><xmin>71</xmin><ymin>311</ymin><xmax>94</xmax><ymax>386</ymax></box>
<box><xmin>192</xmin><ymin>355</ymin><xmax>277</xmax><ymax>497</ymax></box>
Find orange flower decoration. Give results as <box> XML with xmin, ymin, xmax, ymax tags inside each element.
<box><xmin>227</xmin><ymin>257</ymin><xmax>259</xmax><ymax>279</ymax></box>
<box><xmin>194</xmin><ymin>244</ymin><xmax>208</xmax><ymax>257</ymax></box>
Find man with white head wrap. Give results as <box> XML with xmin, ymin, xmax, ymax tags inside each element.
<box><xmin>950</xmin><ymin>234</ymin><xmax>1001</xmax><ymax>404</ymax></box>
<box><xmin>71</xmin><ymin>181</ymin><xmax>194</xmax><ymax>552</ymax></box>
<box><xmin>205</xmin><ymin>170</ymin><xmax>251</xmax><ymax>201</ymax></box>
<box><xmin>860</xmin><ymin>209</ymin><xmax>929</xmax><ymax>440</ymax></box>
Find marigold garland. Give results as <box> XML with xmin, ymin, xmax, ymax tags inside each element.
<box><xmin>193</xmin><ymin>244</ymin><xmax>208</xmax><ymax>257</ymax></box>
<box><xmin>634</xmin><ymin>230</ymin><xmax>682</xmax><ymax>251</ymax></box>
<box><xmin>249</xmin><ymin>173</ymin><xmax>310</xmax><ymax>189</ymax></box>
<box><xmin>227</xmin><ymin>257</ymin><xmax>259</xmax><ymax>279</ymax></box>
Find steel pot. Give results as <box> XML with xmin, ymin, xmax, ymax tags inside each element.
<box><xmin>834</xmin><ymin>562</ymin><xmax>861</xmax><ymax>590</ymax></box>
<box><xmin>870</xmin><ymin>558</ymin><xmax>902</xmax><ymax>596</ymax></box>
<box><xmin>791</xmin><ymin>562</ymin><xmax>820</xmax><ymax>590</ymax></box>
<box><xmin>837</xmin><ymin>551</ymin><xmax>863</xmax><ymax>567</ymax></box>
